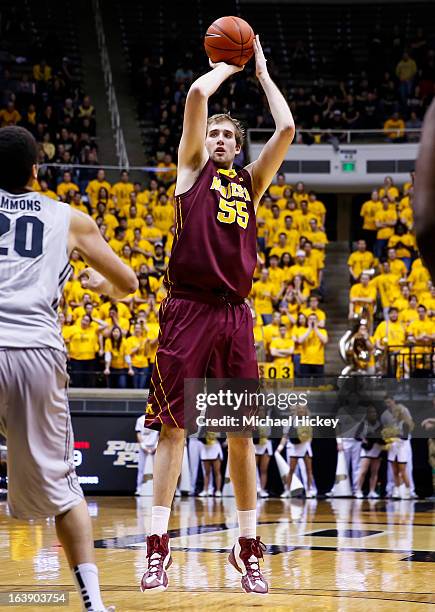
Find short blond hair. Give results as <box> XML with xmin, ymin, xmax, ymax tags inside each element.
<box><xmin>207</xmin><ymin>113</ymin><xmax>245</xmax><ymax>147</ymax></box>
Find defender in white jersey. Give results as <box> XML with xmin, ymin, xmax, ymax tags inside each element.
<box><xmin>0</xmin><ymin>126</ymin><xmax>138</xmax><ymax>612</ymax></box>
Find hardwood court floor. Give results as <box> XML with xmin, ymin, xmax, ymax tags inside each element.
<box><xmin>0</xmin><ymin>496</ymin><xmax>434</xmax><ymax>611</ymax></box>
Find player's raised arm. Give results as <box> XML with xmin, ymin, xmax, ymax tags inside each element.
<box><xmin>178</xmin><ymin>62</ymin><xmax>243</xmax><ymax>171</ymax></box>
<box><xmin>414</xmin><ymin>98</ymin><xmax>435</xmax><ymax>281</ymax></box>
<box><xmin>68</xmin><ymin>209</ymin><xmax>138</xmax><ymax>298</ymax></box>
<box><xmin>245</xmin><ymin>36</ymin><xmax>295</xmax><ymax>205</ymax></box>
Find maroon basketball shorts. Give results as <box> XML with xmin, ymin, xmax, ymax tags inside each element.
<box><xmin>144</xmin><ymin>296</ymin><xmax>258</xmax><ymax>430</ymax></box>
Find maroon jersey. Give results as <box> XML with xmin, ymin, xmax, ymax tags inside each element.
<box><xmin>165</xmin><ymin>159</ymin><xmax>257</xmax><ymax>298</ymax></box>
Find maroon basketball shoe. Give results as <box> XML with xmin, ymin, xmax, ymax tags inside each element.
<box><xmin>228</xmin><ymin>536</ymin><xmax>269</xmax><ymax>594</ymax></box>
<box><xmin>140</xmin><ymin>533</ymin><xmax>172</xmax><ymax>592</ymax></box>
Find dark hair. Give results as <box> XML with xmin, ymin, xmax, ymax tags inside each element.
<box><xmin>0</xmin><ymin>126</ymin><xmax>38</xmax><ymax>191</ymax></box>
<box><xmin>110</xmin><ymin>325</ymin><xmax>123</xmax><ymax>350</ymax></box>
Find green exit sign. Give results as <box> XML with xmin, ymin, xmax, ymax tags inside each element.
<box><xmin>342</xmin><ymin>161</ymin><xmax>356</xmax><ymax>172</ymax></box>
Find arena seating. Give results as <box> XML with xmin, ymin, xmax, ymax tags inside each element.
<box><xmin>111</xmin><ymin>0</ymin><xmax>434</xmax><ymax>160</ymax></box>
<box><xmin>0</xmin><ymin>0</ymin><xmax>98</xmax><ymax>176</ymax></box>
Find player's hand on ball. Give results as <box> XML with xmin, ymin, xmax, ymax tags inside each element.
<box><xmin>79</xmin><ymin>268</ymin><xmax>107</xmax><ymax>293</ymax></box>
<box><xmin>254</xmin><ymin>35</ymin><xmax>268</xmax><ymax>79</ymax></box>
<box><xmin>208</xmin><ymin>58</ymin><xmax>244</xmax><ymax>73</ymax></box>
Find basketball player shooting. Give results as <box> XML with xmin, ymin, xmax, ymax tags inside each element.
<box><xmin>141</xmin><ymin>34</ymin><xmax>295</xmax><ymax>594</ymax></box>
<box><xmin>0</xmin><ymin>126</ymin><xmax>138</xmax><ymax>612</ymax></box>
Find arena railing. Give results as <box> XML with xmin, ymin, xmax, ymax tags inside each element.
<box><xmin>92</xmin><ymin>0</ymin><xmax>129</xmax><ymax>169</ymax></box>
<box><xmin>386</xmin><ymin>344</ymin><xmax>435</xmax><ymax>378</ymax></box>
<box><xmin>248</xmin><ymin>128</ymin><xmax>422</xmax><ymax>145</ymax></box>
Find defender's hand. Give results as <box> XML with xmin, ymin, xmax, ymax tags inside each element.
<box><xmin>254</xmin><ymin>35</ymin><xmax>268</xmax><ymax>79</ymax></box>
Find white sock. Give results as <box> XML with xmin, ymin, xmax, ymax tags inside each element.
<box><xmin>237</xmin><ymin>509</ymin><xmax>257</xmax><ymax>539</ymax></box>
<box><xmin>73</xmin><ymin>563</ymin><xmax>105</xmax><ymax>612</ymax></box>
<box><xmin>151</xmin><ymin>505</ymin><xmax>171</xmax><ymax>536</ymax></box>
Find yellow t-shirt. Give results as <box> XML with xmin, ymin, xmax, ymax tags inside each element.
<box><xmin>388</xmin><ymin>258</ymin><xmax>407</xmax><ymax>279</ymax></box>
<box><xmin>407</xmin><ymin>319</ymin><xmax>434</xmax><ymax>340</ymax></box>
<box><xmin>399</xmin><ymin>207</ymin><xmax>414</xmax><ymax>230</ymax></box>
<box><xmin>373</xmin><ymin>320</ymin><xmax>405</xmax><ymax>347</ymax></box>
<box><xmin>387</xmin><ymin>234</ymin><xmax>416</xmax><ymax>258</ymax></box>
<box><xmin>300</xmin><ymin>328</ymin><xmax>327</xmax><ymax>365</ymax></box>
<box><xmin>125</xmin><ymin>335</ymin><xmax>149</xmax><ymax>368</ymax></box>
<box><xmin>86</xmin><ymin>179</ymin><xmax>112</xmax><ymax>206</ymax></box>
<box><xmin>69</xmin><ymin>327</ymin><xmax>99</xmax><ymax>360</ymax></box>
<box><xmin>379</xmin><ymin>186</ymin><xmax>400</xmax><ymax>200</ymax></box>
<box><xmin>112</xmin><ymin>181</ymin><xmax>134</xmax><ymax>207</ymax></box>
<box><xmin>398</xmin><ymin>307</ymin><xmax>419</xmax><ymax>328</ymax></box>
<box><xmin>308</xmin><ymin>199</ymin><xmax>326</xmax><ymax>222</ymax></box>
<box><xmin>350</xmin><ymin>283</ymin><xmax>377</xmax><ymax>314</ymax></box>
<box><xmin>99</xmin><ymin>301</ymin><xmax>131</xmax><ymax>320</ymax></box>
<box><xmin>371</xmin><ymin>273</ymin><xmax>400</xmax><ymax>308</ymax></box>
<box><xmin>57</xmin><ymin>181</ymin><xmax>80</xmax><ymax>200</ymax></box>
<box><xmin>108</xmin><ymin>238</ymin><xmax>125</xmax><ymax>256</ymax></box>
<box><xmin>263</xmin><ymin>323</ymin><xmax>281</xmax><ymax>348</ymax></box>
<box><xmin>142</xmin><ymin>226</ymin><xmax>163</xmax><ymax>243</ymax></box>
<box><xmin>105</xmin><ymin>338</ymin><xmax>128</xmax><ymax>369</ymax></box>
<box><xmin>408</xmin><ymin>265</ymin><xmax>431</xmax><ymax>296</ymax></box>
<box><xmin>269</xmin><ymin>184</ymin><xmax>290</xmax><ymax>200</ymax></box>
<box><xmin>276</xmin><ymin>228</ymin><xmax>299</xmax><ymax>257</ymax></box>
<box><xmin>39</xmin><ymin>188</ymin><xmax>58</xmax><ymax>201</ymax></box>
<box><xmin>270</xmin><ymin>337</ymin><xmax>295</xmax><ymax>375</ymax></box>
<box><xmin>301</xmin><ymin>307</ymin><xmax>326</xmax><ymax>324</ymax></box>
<box><xmin>348</xmin><ymin>251</ymin><xmax>375</xmax><ymax>278</ymax></box>
<box><xmin>153</xmin><ymin>204</ymin><xmax>174</xmax><ymax>234</ymax></box>
<box><xmin>375</xmin><ymin>209</ymin><xmax>398</xmax><ymax>239</ymax></box>
<box><xmin>146</xmin><ymin>322</ymin><xmax>160</xmax><ymax>362</ymax></box>
<box><xmin>360</xmin><ymin>199</ymin><xmax>380</xmax><ymax>231</ymax></box>
<box><xmin>292</xmin><ymin>326</ymin><xmax>308</xmax><ymax>355</ymax></box>
<box><xmin>251</xmin><ymin>281</ymin><xmax>276</xmax><ymax>315</ymax></box>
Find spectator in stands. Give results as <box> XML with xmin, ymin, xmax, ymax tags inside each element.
<box><xmin>348</xmin><ymin>272</ymin><xmax>377</xmax><ymax>328</ymax></box>
<box><xmin>291</xmin><ymin>313</ymin><xmax>308</xmax><ymax>377</ymax></box>
<box><xmin>371</xmin><ymin>261</ymin><xmax>401</xmax><ymax>320</ymax></box>
<box><xmin>360</xmin><ymin>92</ymin><xmax>380</xmax><ymax>130</ymax></box>
<box><xmin>251</xmin><ymin>269</ymin><xmax>278</xmax><ymax>325</ymax></box>
<box><xmin>104</xmin><ymin>326</ymin><xmax>132</xmax><ymax>388</ymax></box>
<box><xmin>374</xmin><ymin>197</ymin><xmax>398</xmax><ymax>259</ymax></box>
<box><xmin>383</xmin><ymin>112</ymin><xmax>406</xmax><ymax>142</ymax></box>
<box><xmin>112</xmin><ymin>170</ymin><xmax>134</xmax><ymax>210</ymax></box>
<box><xmin>298</xmin><ymin>313</ymin><xmax>328</xmax><ymax>377</ymax></box>
<box><xmin>379</xmin><ymin>176</ymin><xmax>400</xmax><ymax>200</ymax></box>
<box><xmin>360</xmin><ymin>190</ymin><xmax>380</xmax><ymax>249</ymax></box>
<box><xmin>348</xmin><ymin>240</ymin><xmax>376</xmax><ymax>284</ymax></box>
<box><xmin>406</xmin><ymin>111</ymin><xmax>422</xmax><ymax>142</ymax></box>
<box><xmin>68</xmin><ymin>315</ymin><xmax>100</xmax><ymax>387</ymax></box>
<box><xmin>269</xmin><ymin>172</ymin><xmax>289</xmax><ymax>201</ymax></box>
<box><xmin>396</xmin><ymin>51</ymin><xmax>418</xmax><ymax>104</ymax></box>
<box><xmin>33</xmin><ymin>59</ymin><xmax>52</xmax><ymax>84</ymax></box>
<box><xmin>0</xmin><ymin>100</ymin><xmax>21</xmax><ymax>127</ymax></box>
<box><xmin>57</xmin><ymin>170</ymin><xmax>79</xmax><ymax>200</ymax></box>
<box><xmin>156</xmin><ymin>152</ymin><xmax>177</xmax><ymax>185</ymax></box>
<box><xmin>387</xmin><ymin>247</ymin><xmax>408</xmax><ymax>280</ymax></box>
<box><xmin>302</xmin><ymin>295</ymin><xmax>326</xmax><ymax>328</ymax></box>
<box><xmin>270</xmin><ymin>323</ymin><xmax>294</xmax><ymax>378</ymax></box>
<box><xmin>342</xmin><ymin>95</ymin><xmax>361</xmax><ymax>128</ymax></box>
<box><xmin>126</xmin><ymin>323</ymin><xmax>149</xmax><ymax>389</ymax></box>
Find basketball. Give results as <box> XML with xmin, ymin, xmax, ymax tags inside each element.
<box><xmin>204</xmin><ymin>16</ymin><xmax>255</xmax><ymax>67</ymax></box>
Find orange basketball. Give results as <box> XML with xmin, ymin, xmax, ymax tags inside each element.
<box><xmin>204</xmin><ymin>16</ymin><xmax>255</xmax><ymax>67</ymax></box>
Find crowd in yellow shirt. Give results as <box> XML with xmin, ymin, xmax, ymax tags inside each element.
<box><xmin>351</xmin><ymin>174</ymin><xmax>434</xmax><ymax>377</ymax></box>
